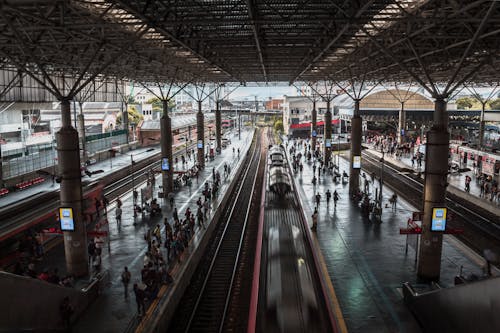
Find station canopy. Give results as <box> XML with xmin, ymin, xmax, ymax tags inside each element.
<box><xmin>0</xmin><ymin>0</ymin><xmax>499</xmax><ymax>86</ymax></box>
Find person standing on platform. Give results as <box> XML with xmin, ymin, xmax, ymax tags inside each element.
<box><xmin>133</xmin><ymin>283</ymin><xmax>145</xmax><ymax>316</ymax></box>
<box><xmin>102</xmin><ymin>195</ymin><xmax>109</xmax><ymax>215</ymax></box>
<box><xmin>94</xmin><ymin>198</ymin><xmax>101</xmax><ymax>218</ymax></box>
<box><xmin>311</xmin><ymin>208</ymin><xmax>318</xmax><ymax>231</ymax></box>
<box><xmin>390</xmin><ymin>193</ymin><xmax>398</xmax><ymax>211</ymax></box>
<box><xmin>121</xmin><ymin>266</ymin><xmax>131</xmax><ymax>299</ymax></box>
<box><xmin>173</xmin><ymin>207</ymin><xmax>179</xmax><ymax>222</ymax></box>
<box><xmin>465</xmin><ymin>175</ymin><xmax>471</xmax><ymax>193</ymax></box>
<box><xmin>115</xmin><ymin>206</ymin><xmax>122</xmax><ymax>224</ymax></box>
<box><xmin>87</xmin><ymin>240</ymin><xmax>96</xmax><ymax>266</ymax></box>
<box><xmin>333</xmin><ymin>190</ymin><xmax>340</xmax><ymax>208</ymax></box>
<box><xmin>315</xmin><ymin>193</ymin><xmax>321</xmax><ymax>208</ymax></box>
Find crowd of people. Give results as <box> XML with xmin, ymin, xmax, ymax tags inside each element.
<box><xmin>123</xmin><ymin>154</ymin><xmax>230</xmax><ymax>316</ymax></box>
<box><xmin>477</xmin><ymin>174</ymin><xmax>499</xmax><ymax>203</ymax></box>
<box><xmin>11</xmin><ymin>261</ymin><xmax>75</xmax><ymax>288</ymax></box>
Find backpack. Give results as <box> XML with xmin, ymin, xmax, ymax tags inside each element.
<box><xmin>121</xmin><ymin>271</ymin><xmax>130</xmax><ymax>283</ymax></box>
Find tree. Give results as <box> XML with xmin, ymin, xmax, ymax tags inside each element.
<box><xmin>489</xmin><ymin>98</ymin><xmax>500</xmax><ymax>110</ymax></box>
<box><xmin>145</xmin><ymin>97</ymin><xmax>176</xmax><ymax>112</ymax></box>
<box><xmin>274</xmin><ymin>119</ymin><xmax>284</xmax><ymax>133</ymax></box>
<box><xmin>456</xmin><ymin>96</ymin><xmax>476</xmax><ymax>109</ymax></box>
<box><xmin>116</xmin><ymin>105</ymin><xmax>143</xmax><ymax>127</ymax></box>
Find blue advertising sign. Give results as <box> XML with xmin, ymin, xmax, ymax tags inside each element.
<box><xmin>197</xmin><ymin>140</ymin><xmax>203</xmax><ymax>149</ymax></box>
<box><xmin>312</xmin><ymin>130</ymin><xmax>317</xmax><ymax>137</ymax></box>
<box><xmin>431</xmin><ymin>207</ymin><xmax>447</xmax><ymax>231</ymax></box>
<box><xmin>353</xmin><ymin>155</ymin><xmax>361</xmax><ymax>169</ymax></box>
<box><xmin>161</xmin><ymin>157</ymin><xmax>169</xmax><ymax>171</ymax></box>
<box><xmin>59</xmin><ymin>207</ymin><xmax>75</xmax><ymax>231</ymax></box>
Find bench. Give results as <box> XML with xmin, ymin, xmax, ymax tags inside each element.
<box><xmin>16</xmin><ymin>177</ymin><xmax>45</xmax><ymax>190</ymax></box>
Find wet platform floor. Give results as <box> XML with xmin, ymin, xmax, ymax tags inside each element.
<box><xmin>24</xmin><ymin>129</ymin><xmax>254</xmax><ymax>333</ymax></box>
<box><xmin>287</xmin><ymin>140</ymin><xmax>490</xmax><ymax>333</ymax></box>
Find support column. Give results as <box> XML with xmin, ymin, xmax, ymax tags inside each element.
<box><xmin>349</xmin><ymin>99</ymin><xmax>362</xmax><ymax>195</ymax></box>
<box><xmin>324</xmin><ymin>100</ymin><xmax>332</xmax><ymax>164</ymax></box>
<box><xmin>0</xmin><ymin>142</ymin><xmax>3</xmax><ymax>188</ymax></box>
<box><xmin>57</xmin><ymin>99</ymin><xmax>88</xmax><ymax>276</ymax></box>
<box><xmin>122</xmin><ymin>102</ymin><xmax>130</xmax><ymax>144</ymax></box>
<box><xmin>161</xmin><ymin>100</ymin><xmax>173</xmax><ymax>196</ymax></box>
<box><xmin>397</xmin><ymin>101</ymin><xmax>406</xmax><ymax>145</ymax></box>
<box><xmin>479</xmin><ymin>102</ymin><xmax>486</xmax><ymax>150</ymax></box>
<box><xmin>417</xmin><ymin>97</ymin><xmax>448</xmax><ymax>281</ymax></box>
<box><xmin>197</xmin><ymin>101</ymin><xmax>205</xmax><ymax>168</ymax></box>
<box><xmin>215</xmin><ymin>100</ymin><xmax>222</xmax><ymax>152</ymax></box>
<box><xmin>311</xmin><ymin>100</ymin><xmax>317</xmax><ymax>151</ymax></box>
<box><xmin>77</xmin><ymin>112</ymin><xmax>87</xmax><ymax>163</ymax></box>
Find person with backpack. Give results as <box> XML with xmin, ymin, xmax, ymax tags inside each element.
<box><xmin>333</xmin><ymin>190</ymin><xmax>340</xmax><ymax>208</ymax></box>
<box><xmin>121</xmin><ymin>266</ymin><xmax>131</xmax><ymax>299</ymax></box>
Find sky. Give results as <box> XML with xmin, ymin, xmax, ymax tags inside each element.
<box><xmin>225</xmin><ymin>86</ymin><xmax>297</xmax><ymax>101</ymax></box>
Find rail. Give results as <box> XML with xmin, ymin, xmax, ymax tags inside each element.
<box><xmin>168</xmin><ymin>130</ymin><xmax>263</xmax><ymax>333</ymax></box>
<box><xmin>361</xmin><ymin>149</ymin><xmax>500</xmax><ymax>253</ymax></box>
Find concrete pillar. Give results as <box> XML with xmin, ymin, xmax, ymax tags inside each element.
<box><xmin>0</xmin><ymin>142</ymin><xmax>3</xmax><ymax>188</ymax></box>
<box><xmin>197</xmin><ymin>101</ymin><xmax>205</xmax><ymax>168</ymax></box>
<box><xmin>397</xmin><ymin>101</ymin><xmax>406</xmax><ymax>145</ymax></box>
<box><xmin>238</xmin><ymin>114</ymin><xmax>241</xmax><ymax>140</ymax></box>
<box><xmin>349</xmin><ymin>99</ymin><xmax>362</xmax><ymax>195</ymax></box>
<box><xmin>311</xmin><ymin>100</ymin><xmax>317</xmax><ymax>151</ymax></box>
<box><xmin>417</xmin><ymin>97</ymin><xmax>448</xmax><ymax>281</ymax></box>
<box><xmin>77</xmin><ymin>111</ymin><xmax>87</xmax><ymax>163</ymax></box>
<box><xmin>324</xmin><ymin>100</ymin><xmax>332</xmax><ymax>164</ymax></box>
<box><xmin>122</xmin><ymin>101</ymin><xmax>129</xmax><ymax>144</ymax></box>
<box><xmin>479</xmin><ymin>102</ymin><xmax>486</xmax><ymax>150</ymax></box>
<box><xmin>57</xmin><ymin>99</ymin><xmax>88</xmax><ymax>276</ymax></box>
<box><xmin>215</xmin><ymin>100</ymin><xmax>222</xmax><ymax>152</ymax></box>
<box><xmin>161</xmin><ymin>100</ymin><xmax>173</xmax><ymax>196</ymax></box>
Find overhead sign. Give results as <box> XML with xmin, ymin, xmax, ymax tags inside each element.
<box><xmin>431</xmin><ymin>207</ymin><xmax>447</xmax><ymax>231</ymax></box>
<box><xmin>161</xmin><ymin>157</ymin><xmax>169</xmax><ymax>171</ymax></box>
<box><xmin>197</xmin><ymin>140</ymin><xmax>203</xmax><ymax>149</ymax></box>
<box><xmin>59</xmin><ymin>207</ymin><xmax>75</xmax><ymax>231</ymax></box>
<box><xmin>412</xmin><ymin>211</ymin><xmax>424</xmax><ymax>222</ymax></box>
<box><xmin>353</xmin><ymin>155</ymin><xmax>361</xmax><ymax>169</ymax></box>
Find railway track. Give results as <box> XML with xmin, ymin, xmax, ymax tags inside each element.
<box><xmin>168</xmin><ymin>129</ymin><xmax>266</xmax><ymax>333</ymax></box>
<box><xmin>0</xmin><ymin>144</ymin><xmax>193</xmax><ymax>239</ymax></box>
<box><xmin>361</xmin><ymin>149</ymin><xmax>500</xmax><ymax>256</ymax></box>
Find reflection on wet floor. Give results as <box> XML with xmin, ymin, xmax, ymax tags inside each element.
<box><xmin>287</xmin><ymin>139</ymin><xmax>486</xmax><ymax>333</ymax></box>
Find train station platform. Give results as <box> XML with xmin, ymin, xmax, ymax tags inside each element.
<box><xmin>286</xmin><ymin>139</ymin><xmax>494</xmax><ymax>333</ymax></box>
<box><xmin>0</xmin><ymin>144</ymin><xmax>161</xmax><ymax>209</ymax></box>
<box><xmin>363</xmin><ymin>145</ymin><xmax>500</xmax><ymax>219</ymax></box>
<box><xmin>73</xmin><ymin>128</ymin><xmax>254</xmax><ymax>332</ymax></box>
<box><xmin>3</xmin><ymin>128</ymin><xmax>254</xmax><ymax>332</ymax></box>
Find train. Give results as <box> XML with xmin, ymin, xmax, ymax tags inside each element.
<box><xmin>268</xmin><ymin>145</ymin><xmax>292</xmax><ymax>195</ymax></box>
<box><xmin>263</xmin><ymin>144</ymin><xmax>328</xmax><ymax>332</ymax></box>
<box><xmin>0</xmin><ymin>181</ymin><xmax>104</xmax><ymax>269</ymax></box>
<box><xmin>266</xmin><ymin>226</ymin><xmax>320</xmax><ymax>332</ymax></box>
<box><xmin>449</xmin><ymin>143</ymin><xmax>500</xmax><ymax>177</ymax></box>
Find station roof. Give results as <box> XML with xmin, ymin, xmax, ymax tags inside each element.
<box><xmin>0</xmin><ymin>1</ymin><xmax>498</xmax><ymax>85</ymax></box>
<box><xmin>140</xmin><ymin>113</ymin><xmax>215</xmax><ymax>131</ymax></box>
